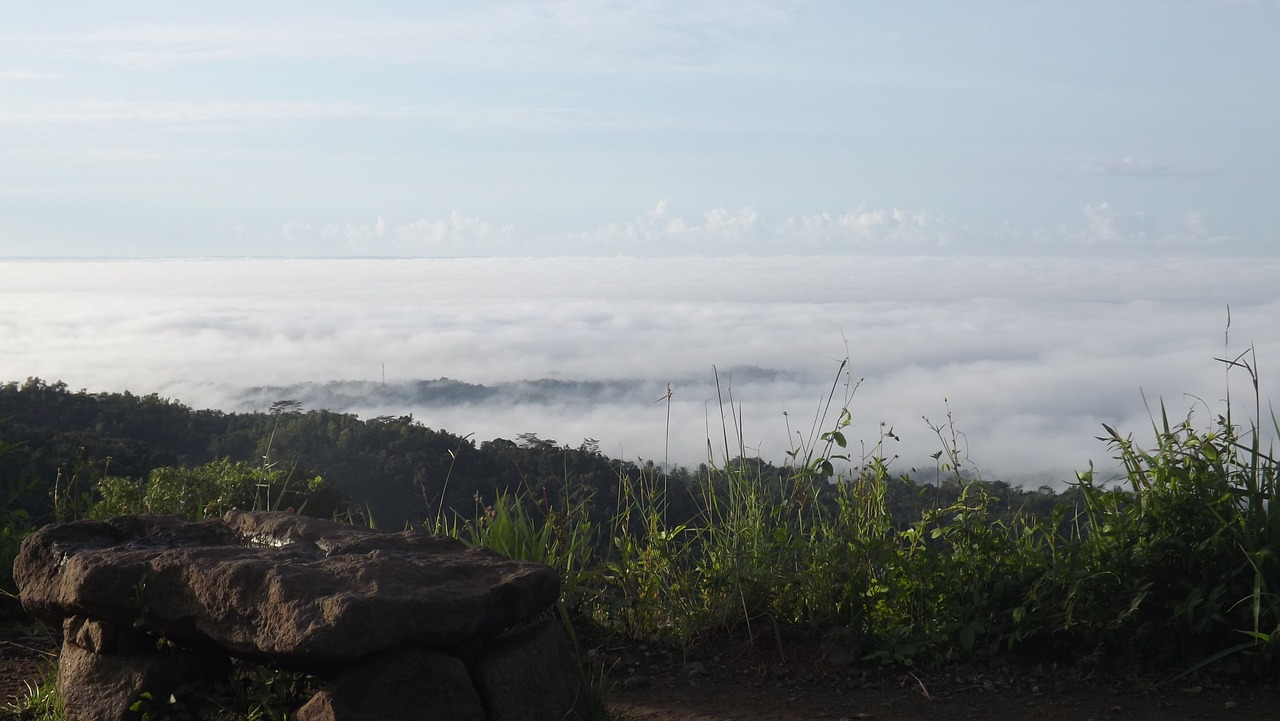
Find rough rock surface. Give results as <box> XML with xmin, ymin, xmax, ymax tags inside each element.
<box><xmin>294</xmin><ymin>648</ymin><xmax>487</xmax><ymax>721</ymax></box>
<box><xmin>15</xmin><ymin>511</ymin><xmax>560</xmax><ymax>659</ymax></box>
<box><xmin>12</xmin><ymin>511</ymin><xmax>591</xmax><ymax>720</ymax></box>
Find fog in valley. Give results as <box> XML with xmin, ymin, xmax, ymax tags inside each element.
<box><xmin>5</xmin><ymin>255</ymin><xmax>1277</xmax><ymax>488</ymax></box>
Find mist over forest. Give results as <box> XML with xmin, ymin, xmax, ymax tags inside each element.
<box><xmin>3</xmin><ymin>256</ymin><xmax>1279</xmax><ymax>487</ymax></box>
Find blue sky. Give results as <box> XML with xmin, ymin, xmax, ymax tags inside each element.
<box><xmin>2</xmin><ymin>1</ymin><xmax>1277</xmax><ymax>257</ymax></box>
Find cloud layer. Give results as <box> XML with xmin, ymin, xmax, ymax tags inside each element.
<box><xmin>3</xmin><ymin>256</ymin><xmax>1276</xmax><ymax>487</ymax></box>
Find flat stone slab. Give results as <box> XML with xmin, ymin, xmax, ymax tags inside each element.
<box><xmin>15</xmin><ymin>511</ymin><xmax>560</xmax><ymax>659</ymax></box>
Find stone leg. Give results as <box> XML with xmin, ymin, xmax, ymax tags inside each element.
<box><xmin>475</xmin><ymin>619</ymin><xmax>592</xmax><ymax>721</ymax></box>
<box><xmin>295</xmin><ymin>648</ymin><xmax>485</xmax><ymax>721</ymax></box>
<box><xmin>59</xmin><ymin>616</ymin><xmax>226</xmax><ymax>721</ymax></box>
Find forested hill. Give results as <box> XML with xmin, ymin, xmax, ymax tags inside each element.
<box><xmin>0</xmin><ymin>378</ymin><xmax>1064</xmax><ymax>531</ymax></box>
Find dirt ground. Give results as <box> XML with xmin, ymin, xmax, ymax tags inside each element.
<box><xmin>0</xmin><ymin>629</ymin><xmax>55</xmax><ymax>711</ymax></box>
<box><xmin>604</xmin><ymin>660</ymin><xmax>1279</xmax><ymax>721</ymax></box>
<box><xmin>4</xmin><ymin>621</ymin><xmax>1279</xmax><ymax>721</ymax></box>
<box><xmin>597</xmin><ymin>636</ymin><xmax>1280</xmax><ymax>721</ymax></box>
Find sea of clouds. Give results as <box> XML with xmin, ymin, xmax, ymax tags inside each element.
<box><xmin>4</xmin><ymin>255</ymin><xmax>1278</xmax><ymax>487</ymax></box>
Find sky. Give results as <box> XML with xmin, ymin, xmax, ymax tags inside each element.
<box><xmin>2</xmin><ymin>1</ymin><xmax>1277</xmax><ymax>257</ymax></box>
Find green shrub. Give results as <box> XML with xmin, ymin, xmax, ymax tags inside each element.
<box><xmin>94</xmin><ymin>458</ymin><xmax>341</xmax><ymax>520</ymax></box>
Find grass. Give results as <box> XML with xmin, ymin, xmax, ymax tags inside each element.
<box><xmin>1</xmin><ymin>676</ymin><xmax>61</xmax><ymax>721</ymax></box>
<box><xmin>457</xmin><ymin>349</ymin><xmax>1280</xmax><ymax>681</ymax></box>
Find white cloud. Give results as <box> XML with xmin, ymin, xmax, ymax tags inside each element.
<box><xmin>386</xmin><ymin>213</ymin><xmax>516</xmax><ymax>252</ymax></box>
<box><xmin>703</xmin><ymin>205</ymin><xmax>761</xmax><ymax>240</ymax></box>
<box><xmin>1082</xmin><ymin>202</ymin><xmax>1127</xmax><ymax>243</ymax></box>
<box><xmin>274</xmin><ymin>201</ymin><xmax>1269</xmax><ymax>258</ymax></box>
<box><xmin>560</xmin><ymin>202</ymin><xmax>964</xmax><ymax>255</ymax></box>
<box><xmin>773</xmin><ymin>207</ymin><xmax>954</xmax><ymax>251</ymax></box>
<box><xmin>564</xmin><ymin>201</ymin><xmax>764</xmax><ymax>253</ymax></box>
